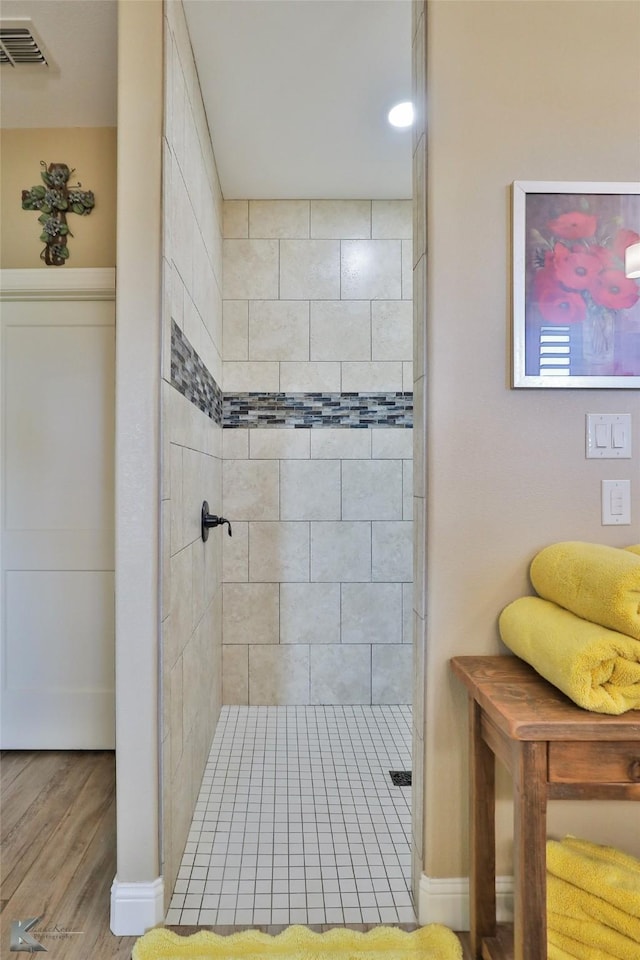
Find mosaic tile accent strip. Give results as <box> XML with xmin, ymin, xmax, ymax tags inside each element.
<box><xmin>171</xmin><ymin>320</ymin><xmax>223</xmax><ymax>425</ymax></box>
<box><xmin>223</xmin><ymin>392</ymin><xmax>413</xmax><ymax>428</ymax></box>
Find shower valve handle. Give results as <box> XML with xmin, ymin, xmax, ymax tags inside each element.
<box><xmin>201</xmin><ymin>501</ymin><xmax>232</xmax><ymax>541</ymax></box>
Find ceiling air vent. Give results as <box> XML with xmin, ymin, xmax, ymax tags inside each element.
<box><xmin>0</xmin><ymin>20</ymin><xmax>49</xmax><ymax>67</ymax></box>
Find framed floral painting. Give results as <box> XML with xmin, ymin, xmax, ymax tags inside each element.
<box><xmin>512</xmin><ymin>181</ymin><xmax>640</xmax><ymax>387</ymax></box>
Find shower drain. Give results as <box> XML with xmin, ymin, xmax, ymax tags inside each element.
<box><xmin>389</xmin><ymin>770</ymin><xmax>412</xmax><ymax>786</ymax></box>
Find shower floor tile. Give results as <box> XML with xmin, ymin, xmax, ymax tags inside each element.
<box><xmin>166</xmin><ymin>704</ymin><xmax>414</xmax><ymax>927</ymax></box>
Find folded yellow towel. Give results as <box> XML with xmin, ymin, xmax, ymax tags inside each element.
<box><xmin>626</xmin><ymin>544</ymin><xmax>640</xmax><ymax>558</ymax></box>
<box><xmin>548</xmin><ymin>939</ymin><xmax>580</xmax><ymax>960</ymax></box>
<box><xmin>547</xmin><ymin>838</ymin><xmax>640</xmax><ymax>918</ymax></box>
<box><xmin>546</xmin><ymin>838</ymin><xmax>640</xmax><ymax>959</ymax></box>
<box><xmin>548</xmin><ymin>924</ymin><xmax>633</xmax><ymax>960</ymax></box>
<box><xmin>530</xmin><ymin>541</ymin><xmax>640</xmax><ymax>640</ymax></box>
<box><xmin>547</xmin><ymin>879</ymin><xmax>640</xmax><ymax>958</ymax></box>
<box><xmin>498</xmin><ymin>596</ymin><xmax>640</xmax><ymax>713</ymax></box>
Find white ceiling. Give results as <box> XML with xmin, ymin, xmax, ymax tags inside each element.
<box><xmin>1</xmin><ymin>0</ymin><xmax>412</xmax><ymax>199</ymax></box>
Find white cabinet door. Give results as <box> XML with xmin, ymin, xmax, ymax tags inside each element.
<box><xmin>1</xmin><ymin>298</ymin><xmax>115</xmax><ymax>747</ymax></box>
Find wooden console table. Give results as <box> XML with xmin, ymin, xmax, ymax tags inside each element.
<box><xmin>450</xmin><ymin>655</ymin><xmax>640</xmax><ymax>960</ymax></box>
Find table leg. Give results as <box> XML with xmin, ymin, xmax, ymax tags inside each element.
<box><xmin>512</xmin><ymin>740</ymin><xmax>547</xmax><ymax>960</ymax></box>
<box><xmin>469</xmin><ymin>697</ymin><xmax>496</xmax><ymax>956</ymax></box>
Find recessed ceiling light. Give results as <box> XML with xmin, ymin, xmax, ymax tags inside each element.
<box><xmin>388</xmin><ymin>101</ymin><xmax>414</xmax><ymax>128</ymax></box>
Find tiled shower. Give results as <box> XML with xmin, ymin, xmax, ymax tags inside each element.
<box><xmin>161</xmin><ymin>0</ymin><xmax>418</xmax><ymax>925</ymax></box>
<box><xmin>221</xmin><ymin>198</ymin><xmax>413</xmax><ymax>707</ymax></box>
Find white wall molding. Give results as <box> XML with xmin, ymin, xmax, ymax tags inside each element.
<box><xmin>0</xmin><ymin>267</ymin><xmax>115</xmax><ymax>301</ymax></box>
<box><xmin>418</xmin><ymin>873</ymin><xmax>513</xmax><ymax>930</ymax></box>
<box><xmin>110</xmin><ymin>876</ymin><xmax>164</xmax><ymax>935</ymax></box>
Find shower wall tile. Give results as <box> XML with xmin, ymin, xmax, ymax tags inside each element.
<box><xmin>280</xmin><ymin>239</ymin><xmax>341</xmax><ymax>300</ymax></box>
<box><xmin>311</xmin><ymin>521</ymin><xmax>371</xmax><ymax>583</ymax></box>
<box><xmin>249</xmin><ymin>645</ymin><xmax>310</xmax><ymax>705</ymax></box>
<box><xmin>310</xmin><ymin>301</ymin><xmax>371</xmax><ymax>361</ymax></box>
<box><xmin>279</xmin><ymin>361</ymin><xmax>341</xmax><ymax>392</ymax></box>
<box><xmin>170</xmin><ymin>444</ymin><xmax>184</xmax><ymax>552</ymax></box>
<box><xmin>310</xmin><ymin>200</ymin><xmax>371</xmax><ymax>239</ymax></box>
<box><xmin>222</xmin><ymin>520</ymin><xmax>248</xmax><ymax>582</ymax></box>
<box><xmin>403</xmin><ymin>583</ymin><xmax>413</xmax><ymax>643</ymax></box>
<box><xmin>412</xmin><ymin>497</ymin><xmax>425</xmax><ymax>620</ymax></box>
<box><xmin>248</xmin><ymin>301</ymin><xmax>310</xmax><ymax>361</ymax></box>
<box><xmin>372</xmin><ymin>521</ymin><xmax>413</xmax><ymax>583</ymax></box>
<box><xmin>402</xmin><ymin>240</ymin><xmax>413</xmax><ymax>300</ymax></box>
<box><xmin>403</xmin><ymin>460</ymin><xmax>413</xmax><ymax>520</ymax></box>
<box><xmin>372</xmin><ymin>200</ymin><xmax>412</xmax><ymax>239</ymax></box>
<box><xmin>222</xmin><ymin>428</ymin><xmax>249</xmax><ymax>460</ymax></box>
<box><xmin>371</xmin><ymin>428</ymin><xmax>413</xmax><ymax>460</ymax></box>
<box><xmin>342</xmin><ymin>459</ymin><xmax>403</xmax><ymax>521</ymax></box>
<box><xmin>341</xmin><ymin>240</ymin><xmax>402</xmax><ymax>300</ymax></box>
<box><xmin>223</xmin><ymin>582</ymin><xmax>279</xmax><ymax>645</ymax></box>
<box><xmin>223</xmin><ymin>301</ymin><xmax>248</xmax><ymax>361</ymax></box>
<box><xmin>280</xmin><ymin>582</ymin><xmax>341</xmax><ymax>645</ymax></box>
<box><xmin>223</xmin><ymin>239</ymin><xmax>279</xmax><ymax>300</ymax></box>
<box><xmin>222</xmin><ymin>645</ymin><xmax>248</xmax><ymax>705</ymax></box>
<box><xmin>221</xmin><ymin>198</ymin><xmax>413</xmax><ymax>706</ymax></box>
<box><xmin>341</xmin><ymin>583</ymin><xmax>403</xmax><ymax>645</ymax></box>
<box><xmin>222</xmin><ymin>460</ymin><xmax>279</xmax><ymax>520</ymax></box>
<box><xmin>280</xmin><ymin>460</ymin><xmax>341</xmax><ymax>521</ymax></box>
<box><xmin>372</xmin><ymin>644</ymin><xmax>413</xmax><ymax>704</ymax></box>
<box><xmin>249</xmin><ymin>429</ymin><xmax>310</xmax><ymax>460</ymax></box>
<box><xmin>309</xmin><ymin>645</ymin><xmax>371</xmax><ymax>705</ymax></box>
<box><xmin>223</xmin><ymin>361</ymin><xmax>280</xmax><ymax>392</ymax></box>
<box><xmin>249</xmin><ymin>200</ymin><xmax>310</xmax><ymax>238</ymax></box>
<box><xmin>248</xmin><ymin>521</ymin><xmax>310</xmax><ymax>582</ymax></box>
<box><xmin>371</xmin><ymin>301</ymin><xmax>412</xmax><ymax>361</ymax></box>
<box><xmin>341</xmin><ymin>361</ymin><xmax>403</xmax><ymax>392</ymax></box>
<box><xmin>310</xmin><ymin>428</ymin><xmax>372</xmax><ymax>460</ymax></box>
<box><xmin>170</xmin><ymin>544</ymin><xmax>194</xmax><ymax>651</ymax></box>
<box><xmin>162</xmin><ymin>0</ymin><xmax>224</xmax><ymax>908</ymax></box>
<box><xmin>223</xmin><ymin>200</ymin><xmax>248</xmax><ymax>239</ymax></box>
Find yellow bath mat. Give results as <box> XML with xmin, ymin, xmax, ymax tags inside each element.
<box><xmin>132</xmin><ymin>923</ymin><xmax>463</xmax><ymax>960</ymax></box>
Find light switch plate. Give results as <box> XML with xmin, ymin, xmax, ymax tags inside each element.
<box><xmin>586</xmin><ymin>414</ymin><xmax>631</xmax><ymax>458</ymax></box>
<box><xmin>601</xmin><ymin>479</ymin><xmax>631</xmax><ymax>525</ymax></box>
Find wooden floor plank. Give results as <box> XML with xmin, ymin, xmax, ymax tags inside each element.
<box><xmin>1</xmin><ymin>752</ymin><xmax>100</xmax><ymax>897</ymax></box>
<box><xmin>3</xmin><ymin>753</ymin><xmax>113</xmax><ymax>925</ymax></box>
<box><xmin>0</xmin><ymin>750</ymin><xmax>37</xmax><ymax>793</ymax></box>
<box><xmin>1</xmin><ymin>751</ymin><xmax>70</xmax><ymax>832</ymax></box>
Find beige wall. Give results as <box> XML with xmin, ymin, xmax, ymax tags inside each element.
<box><xmin>424</xmin><ymin>0</ymin><xmax>640</xmax><ymax>882</ymax></box>
<box><xmin>0</xmin><ymin>127</ymin><xmax>116</xmax><ymax>269</ymax></box>
<box><xmin>161</xmin><ymin>0</ymin><xmax>224</xmax><ymax>908</ymax></box>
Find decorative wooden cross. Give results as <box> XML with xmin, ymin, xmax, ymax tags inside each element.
<box><xmin>22</xmin><ymin>162</ymin><xmax>95</xmax><ymax>266</ymax></box>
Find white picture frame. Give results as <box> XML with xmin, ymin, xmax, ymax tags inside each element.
<box><xmin>512</xmin><ymin>180</ymin><xmax>640</xmax><ymax>388</ymax></box>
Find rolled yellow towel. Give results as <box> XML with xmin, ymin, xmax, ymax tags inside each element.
<box><xmin>530</xmin><ymin>541</ymin><xmax>640</xmax><ymax>640</ymax></box>
<box><xmin>498</xmin><ymin>596</ymin><xmax>640</xmax><ymax>714</ymax></box>
<box><xmin>626</xmin><ymin>544</ymin><xmax>640</xmax><ymax>558</ymax></box>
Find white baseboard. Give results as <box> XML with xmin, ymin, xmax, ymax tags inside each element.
<box><xmin>418</xmin><ymin>874</ymin><xmax>513</xmax><ymax>930</ymax></box>
<box><xmin>110</xmin><ymin>876</ymin><xmax>164</xmax><ymax>935</ymax></box>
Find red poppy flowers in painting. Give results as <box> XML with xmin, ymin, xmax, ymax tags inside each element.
<box><xmin>532</xmin><ymin>209</ymin><xmax>640</xmax><ymax>325</ymax></box>
<box><xmin>522</xmin><ymin>191</ymin><xmax>640</xmax><ymax>379</ymax></box>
